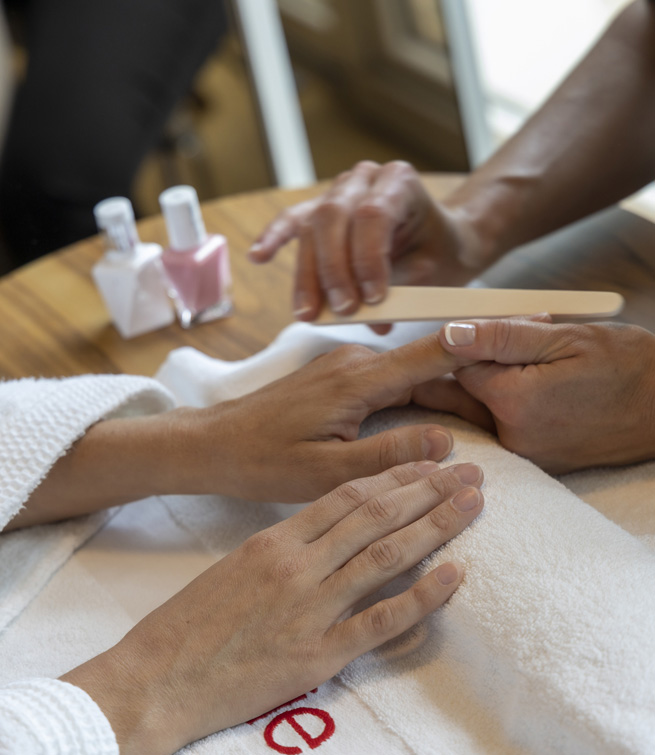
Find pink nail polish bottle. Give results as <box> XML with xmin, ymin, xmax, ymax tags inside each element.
<box><xmin>159</xmin><ymin>185</ymin><xmax>233</xmax><ymax>328</ymax></box>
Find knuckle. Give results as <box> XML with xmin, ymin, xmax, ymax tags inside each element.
<box><xmin>311</xmin><ymin>200</ymin><xmax>347</xmax><ymax>227</ymax></box>
<box><xmin>411</xmin><ymin>579</ymin><xmax>439</xmax><ymax>613</ymax></box>
<box><xmin>367</xmin><ymin>538</ymin><xmax>403</xmax><ymax>571</ymax></box>
<box><xmin>331</xmin><ymin>343</ymin><xmax>374</xmax><ymax>366</ymax></box>
<box><xmin>334</xmin><ymin>479</ymin><xmax>371</xmax><ymax>508</ymax></box>
<box><xmin>388</xmin><ymin>159</ymin><xmax>414</xmax><ymax>176</ymax></box>
<box><xmin>271</xmin><ymin>553</ymin><xmax>306</xmax><ymax>582</ymax></box>
<box><xmin>425</xmin><ymin>471</ymin><xmax>452</xmax><ymax>500</ymax></box>
<box><xmin>366</xmin><ymin>600</ymin><xmax>398</xmax><ymax>636</ymax></box>
<box><xmin>377</xmin><ymin>431</ymin><xmax>401</xmax><ymax>470</ymax></box>
<box><xmin>426</xmin><ymin>506</ymin><xmax>453</xmax><ymax>535</ymax></box>
<box><xmin>355</xmin><ymin>159</ymin><xmax>380</xmax><ymax>172</ymax></box>
<box><xmin>365</xmin><ymin>494</ymin><xmax>399</xmax><ymax>527</ymax></box>
<box><xmin>317</xmin><ymin>258</ymin><xmax>350</xmax><ymax>287</ymax></box>
<box><xmin>353</xmin><ymin>200</ymin><xmax>389</xmax><ymax>224</ymax></box>
<box><xmin>243</xmin><ymin>529</ymin><xmax>281</xmax><ymax>559</ymax></box>
<box><xmin>491</xmin><ymin>319</ymin><xmax>515</xmax><ymax>356</ymax></box>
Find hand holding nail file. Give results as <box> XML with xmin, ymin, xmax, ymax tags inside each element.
<box><xmin>314</xmin><ymin>286</ymin><xmax>624</xmax><ymax>325</ymax></box>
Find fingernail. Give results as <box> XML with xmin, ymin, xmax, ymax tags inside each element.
<box><xmin>248</xmin><ymin>242</ymin><xmax>264</xmax><ymax>260</ymax></box>
<box><xmin>293</xmin><ymin>294</ymin><xmax>314</xmax><ymax>320</ymax></box>
<box><xmin>422</xmin><ymin>429</ymin><xmax>452</xmax><ymax>460</ymax></box>
<box><xmin>294</xmin><ymin>306</ymin><xmax>314</xmax><ymax>320</ymax></box>
<box><xmin>452</xmin><ymin>487</ymin><xmax>481</xmax><ymax>512</ymax></box>
<box><xmin>453</xmin><ymin>463</ymin><xmax>482</xmax><ymax>485</ymax></box>
<box><xmin>436</xmin><ymin>562</ymin><xmax>460</xmax><ymax>586</ymax></box>
<box><xmin>328</xmin><ymin>288</ymin><xmax>354</xmax><ymax>313</ymax></box>
<box><xmin>361</xmin><ymin>281</ymin><xmax>384</xmax><ymax>305</ymax></box>
<box><xmin>444</xmin><ymin>322</ymin><xmax>476</xmax><ymax>346</ymax></box>
<box><xmin>413</xmin><ymin>460</ymin><xmax>440</xmax><ymax>476</ymax></box>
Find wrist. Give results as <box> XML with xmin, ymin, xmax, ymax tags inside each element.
<box><xmin>441</xmin><ymin>177</ymin><xmax>527</xmax><ymax>267</ymax></box>
<box><xmin>61</xmin><ymin>644</ymin><xmax>176</xmax><ymax>755</ymax></box>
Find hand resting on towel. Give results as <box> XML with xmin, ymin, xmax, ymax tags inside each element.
<box><xmin>5</xmin><ymin>332</ymin><xmax>467</xmax><ymax>530</ymax></box>
<box><xmin>413</xmin><ymin>318</ymin><xmax>655</xmax><ymax>474</ymax></box>
<box><xmin>61</xmin><ymin>460</ymin><xmax>484</xmax><ymax>755</ymax></box>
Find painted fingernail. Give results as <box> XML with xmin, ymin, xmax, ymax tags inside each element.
<box><xmin>444</xmin><ymin>322</ymin><xmax>476</xmax><ymax>346</ymax></box>
<box><xmin>361</xmin><ymin>281</ymin><xmax>384</xmax><ymax>305</ymax></box>
<box><xmin>453</xmin><ymin>463</ymin><xmax>482</xmax><ymax>485</ymax></box>
<box><xmin>436</xmin><ymin>562</ymin><xmax>460</xmax><ymax>586</ymax></box>
<box><xmin>452</xmin><ymin>487</ymin><xmax>481</xmax><ymax>512</ymax></box>
<box><xmin>413</xmin><ymin>460</ymin><xmax>440</xmax><ymax>476</ymax></box>
<box><xmin>422</xmin><ymin>429</ymin><xmax>453</xmax><ymax>460</ymax></box>
<box><xmin>328</xmin><ymin>288</ymin><xmax>354</xmax><ymax>313</ymax></box>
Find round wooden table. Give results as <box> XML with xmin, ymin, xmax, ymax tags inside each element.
<box><xmin>0</xmin><ymin>174</ymin><xmax>653</xmax><ymax>379</ymax></box>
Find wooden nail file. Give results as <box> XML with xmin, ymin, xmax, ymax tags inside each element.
<box><xmin>314</xmin><ymin>286</ymin><xmax>624</xmax><ymax>325</ymax></box>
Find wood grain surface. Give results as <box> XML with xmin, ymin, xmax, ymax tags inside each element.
<box><xmin>0</xmin><ymin>174</ymin><xmax>653</xmax><ymax>380</ymax></box>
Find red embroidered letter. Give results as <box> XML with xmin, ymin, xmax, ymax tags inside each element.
<box><xmin>264</xmin><ymin>707</ymin><xmax>335</xmax><ymax>754</ymax></box>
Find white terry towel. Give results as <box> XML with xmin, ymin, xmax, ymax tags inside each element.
<box><xmin>156</xmin><ymin>321</ymin><xmax>655</xmax><ymax>755</ymax></box>
<box><xmin>0</xmin><ymin>375</ymin><xmax>174</xmax><ymax>630</ymax></box>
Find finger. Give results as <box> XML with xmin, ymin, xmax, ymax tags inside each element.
<box><xmin>293</xmin><ymin>228</ymin><xmax>323</xmax><ymax>320</ymax></box>
<box><xmin>248</xmin><ymin>199</ymin><xmax>320</xmax><ymax>262</ymax></box>
<box><xmin>356</xmin><ymin>332</ymin><xmax>463</xmax><ymax>411</ymax></box>
<box><xmin>439</xmin><ymin>318</ymin><xmax>579</xmax><ymax>365</ymax></box>
<box><xmin>326</xmin><ymin>560</ymin><xmax>463</xmax><ymax>666</ymax></box>
<box><xmin>320</xmin><ymin>423</ymin><xmax>454</xmax><ymax>487</ymax></box>
<box><xmin>412</xmin><ymin>375</ymin><xmax>496</xmax><ymax>432</ymax></box>
<box><xmin>316</xmin><ymin>461</ymin><xmax>482</xmax><ymax>573</ymax></box>
<box><xmin>453</xmin><ymin>361</ymin><xmax>526</xmax><ymax>413</ymax></box>
<box><xmin>289</xmin><ymin>459</ymin><xmax>442</xmax><ymax>542</ymax></box>
<box><xmin>350</xmin><ymin>161</ymin><xmax>420</xmax><ymax>304</ymax></box>
<box><xmin>312</xmin><ymin>164</ymin><xmax>380</xmax><ymax>315</ymax></box>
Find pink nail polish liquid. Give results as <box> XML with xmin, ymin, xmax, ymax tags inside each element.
<box><xmin>159</xmin><ymin>185</ymin><xmax>233</xmax><ymax>328</ymax></box>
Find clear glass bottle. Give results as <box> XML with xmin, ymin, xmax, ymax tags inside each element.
<box><xmin>92</xmin><ymin>197</ymin><xmax>174</xmax><ymax>339</ymax></box>
<box><xmin>159</xmin><ymin>185</ymin><xmax>233</xmax><ymax>328</ymax></box>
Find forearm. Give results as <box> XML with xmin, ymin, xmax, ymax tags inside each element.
<box><xmin>4</xmin><ymin>407</ymin><xmax>214</xmax><ymax>531</ymax></box>
<box><xmin>443</xmin><ymin>0</ymin><xmax>655</xmax><ymax>263</ymax></box>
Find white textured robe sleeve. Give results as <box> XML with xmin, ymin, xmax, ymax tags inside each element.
<box><xmin>0</xmin><ymin>374</ymin><xmax>175</xmax><ymax>753</ymax></box>
<box><xmin>0</xmin><ymin>679</ymin><xmax>118</xmax><ymax>754</ymax></box>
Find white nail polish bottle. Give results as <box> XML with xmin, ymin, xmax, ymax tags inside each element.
<box><xmin>92</xmin><ymin>197</ymin><xmax>174</xmax><ymax>339</ymax></box>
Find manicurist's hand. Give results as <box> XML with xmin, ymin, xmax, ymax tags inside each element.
<box><xmin>62</xmin><ymin>460</ymin><xmax>484</xmax><ymax>755</ymax></box>
<box><xmin>248</xmin><ymin>160</ymin><xmax>488</xmax><ymax>326</ymax></box>
<box><xmin>413</xmin><ymin>318</ymin><xmax>655</xmax><ymax>474</ymax></box>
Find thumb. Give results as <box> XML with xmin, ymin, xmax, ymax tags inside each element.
<box><xmin>438</xmin><ymin>318</ymin><xmax>576</xmax><ymax>366</ymax></box>
<box><xmin>326</xmin><ymin>424</ymin><xmax>454</xmax><ymax>482</ymax></box>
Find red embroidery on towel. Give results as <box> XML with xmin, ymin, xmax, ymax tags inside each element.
<box><xmin>263</xmin><ymin>707</ymin><xmax>336</xmax><ymax>754</ymax></box>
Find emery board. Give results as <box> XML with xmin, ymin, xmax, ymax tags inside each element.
<box><xmin>314</xmin><ymin>286</ymin><xmax>624</xmax><ymax>325</ymax></box>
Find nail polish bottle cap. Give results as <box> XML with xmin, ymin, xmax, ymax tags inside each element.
<box><xmin>94</xmin><ymin>197</ymin><xmax>139</xmax><ymax>254</ymax></box>
<box><xmin>159</xmin><ymin>185</ymin><xmax>208</xmax><ymax>252</ymax></box>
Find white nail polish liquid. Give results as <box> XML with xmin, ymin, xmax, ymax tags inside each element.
<box><xmin>92</xmin><ymin>197</ymin><xmax>174</xmax><ymax>339</ymax></box>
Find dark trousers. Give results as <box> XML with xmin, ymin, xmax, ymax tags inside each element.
<box><xmin>0</xmin><ymin>0</ymin><xmax>227</xmax><ymax>267</ymax></box>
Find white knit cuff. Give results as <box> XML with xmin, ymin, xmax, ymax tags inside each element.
<box><xmin>0</xmin><ymin>678</ymin><xmax>118</xmax><ymax>754</ymax></box>
<box><xmin>0</xmin><ymin>374</ymin><xmax>175</xmax><ymax>528</ymax></box>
